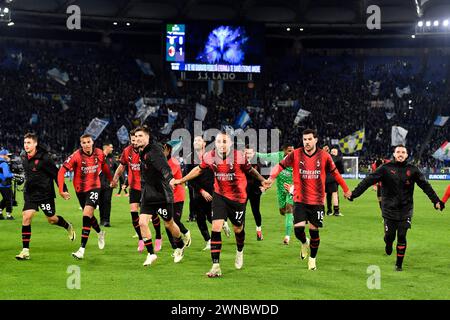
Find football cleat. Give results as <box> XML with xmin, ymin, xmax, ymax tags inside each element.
<box><xmin>222</xmin><ymin>221</ymin><xmax>231</xmax><ymax>238</ymax></box>
<box><xmin>235</xmin><ymin>250</ymin><xmax>244</xmax><ymax>269</ymax></box>
<box><xmin>97</xmin><ymin>230</ymin><xmax>106</xmax><ymax>250</ymax></box>
<box><xmin>67</xmin><ymin>223</ymin><xmax>76</xmax><ymax>241</ymax></box>
<box><xmin>15</xmin><ymin>249</ymin><xmax>30</xmax><ymax>260</ymax></box>
<box><xmin>143</xmin><ymin>253</ymin><xmax>157</xmax><ymax>266</ymax></box>
<box><xmin>206</xmin><ymin>264</ymin><xmax>222</xmax><ymax>278</ymax></box>
<box><xmin>183</xmin><ymin>230</ymin><xmax>192</xmax><ymax>247</ymax></box>
<box><xmin>72</xmin><ymin>248</ymin><xmax>85</xmax><ymax>260</ymax></box>
<box><xmin>203</xmin><ymin>240</ymin><xmax>211</xmax><ymax>251</ymax></box>
<box><xmin>308</xmin><ymin>257</ymin><xmax>317</xmax><ymax>271</ymax></box>
<box><xmin>173</xmin><ymin>248</ymin><xmax>184</xmax><ymax>263</ymax></box>
<box><xmin>301</xmin><ymin>238</ymin><xmax>310</xmax><ymax>260</ymax></box>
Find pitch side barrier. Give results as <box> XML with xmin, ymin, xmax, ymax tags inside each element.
<box><xmin>342</xmin><ymin>174</ymin><xmax>450</xmax><ymax>180</ymax></box>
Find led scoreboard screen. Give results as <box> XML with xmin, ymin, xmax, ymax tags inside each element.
<box><xmin>166</xmin><ymin>23</ymin><xmax>263</xmax><ymax>73</ymax></box>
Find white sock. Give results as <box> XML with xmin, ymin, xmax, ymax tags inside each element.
<box><xmin>256</xmin><ymin>226</ymin><xmax>261</xmax><ymax>232</ymax></box>
<box><xmin>79</xmin><ymin>247</ymin><xmax>85</xmax><ymax>254</ymax></box>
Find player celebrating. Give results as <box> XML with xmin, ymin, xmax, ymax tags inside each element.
<box><xmin>134</xmin><ymin>126</ymin><xmax>186</xmax><ymax>267</ymax></box>
<box><xmin>348</xmin><ymin>145</ymin><xmax>443</xmax><ymax>271</ymax></box>
<box><xmin>254</xmin><ymin>145</ymin><xmax>294</xmax><ymax>244</ymax></box>
<box><xmin>112</xmin><ymin>129</ymin><xmax>163</xmax><ymax>253</ymax></box>
<box><xmin>173</xmin><ymin>131</ymin><xmax>268</xmax><ymax>277</ymax></box>
<box><xmin>58</xmin><ymin>134</ymin><xmax>113</xmax><ymax>260</ymax></box>
<box><xmin>163</xmin><ymin>140</ymin><xmax>191</xmax><ymax>251</ymax></box>
<box><xmin>15</xmin><ymin>133</ymin><xmax>75</xmax><ymax>260</ymax></box>
<box><xmin>266</xmin><ymin>129</ymin><xmax>350</xmax><ymax>271</ymax></box>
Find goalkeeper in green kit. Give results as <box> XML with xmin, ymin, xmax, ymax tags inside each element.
<box><xmin>254</xmin><ymin>144</ymin><xmax>294</xmax><ymax>245</ymax></box>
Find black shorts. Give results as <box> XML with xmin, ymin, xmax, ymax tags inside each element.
<box><xmin>140</xmin><ymin>202</ymin><xmax>173</xmax><ymax>222</ymax></box>
<box><xmin>211</xmin><ymin>193</ymin><xmax>246</xmax><ymax>227</ymax></box>
<box><xmin>129</xmin><ymin>189</ymin><xmax>141</xmax><ymax>204</ymax></box>
<box><xmin>294</xmin><ymin>202</ymin><xmax>325</xmax><ymax>228</ymax></box>
<box><xmin>192</xmin><ymin>196</ymin><xmax>212</xmax><ymax>217</ymax></box>
<box><xmin>384</xmin><ymin>217</ymin><xmax>412</xmax><ymax>233</ymax></box>
<box><xmin>76</xmin><ymin>189</ymin><xmax>100</xmax><ymax>209</ymax></box>
<box><xmin>325</xmin><ymin>182</ymin><xmax>338</xmax><ymax>193</ymax></box>
<box><xmin>23</xmin><ymin>199</ymin><xmax>56</xmax><ymax>217</ymax></box>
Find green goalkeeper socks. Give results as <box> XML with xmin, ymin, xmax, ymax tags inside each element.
<box><xmin>285</xmin><ymin>213</ymin><xmax>293</xmax><ymax>236</ymax></box>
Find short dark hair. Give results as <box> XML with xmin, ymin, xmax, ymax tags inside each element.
<box><xmin>103</xmin><ymin>141</ymin><xmax>113</xmax><ymax>147</ymax></box>
<box><xmin>129</xmin><ymin>128</ymin><xmax>136</xmax><ymax>136</ymax></box>
<box><xmin>282</xmin><ymin>144</ymin><xmax>294</xmax><ymax>150</ymax></box>
<box><xmin>302</xmin><ymin>128</ymin><xmax>317</xmax><ymax>138</ymax></box>
<box><xmin>135</xmin><ymin>126</ymin><xmax>150</xmax><ymax>136</ymax></box>
<box><xmin>24</xmin><ymin>132</ymin><xmax>38</xmax><ymax>142</ymax></box>
<box><xmin>394</xmin><ymin>144</ymin><xmax>407</xmax><ymax>150</ymax></box>
<box><xmin>80</xmin><ymin>134</ymin><xmax>93</xmax><ymax>140</ymax></box>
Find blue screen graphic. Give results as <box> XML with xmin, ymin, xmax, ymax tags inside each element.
<box><xmin>196</xmin><ymin>26</ymin><xmax>248</xmax><ymax>65</ymax></box>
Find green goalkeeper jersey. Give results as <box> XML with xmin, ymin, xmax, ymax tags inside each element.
<box><xmin>256</xmin><ymin>151</ymin><xmax>293</xmax><ymax>186</ymax></box>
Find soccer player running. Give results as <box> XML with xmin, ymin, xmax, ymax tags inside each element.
<box><xmin>112</xmin><ymin>129</ymin><xmax>163</xmax><ymax>253</ymax></box>
<box><xmin>162</xmin><ymin>140</ymin><xmax>191</xmax><ymax>251</ymax></box>
<box><xmin>15</xmin><ymin>133</ymin><xmax>76</xmax><ymax>260</ymax></box>
<box><xmin>348</xmin><ymin>145</ymin><xmax>444</xmax><ymax>271</ymax></box>
<box><xmin>265</xmin><ymin>129</ymin><xmax>350</xmax><ymax>271</ymax></box>
<box><xmin>243</xmin><ymin>146</ymin><xmax>264</xmax><ymax>240</ymax></box>
<box><xmin>254</xmin><ymin>144</ymin><xmax>294</xmax><ymax>244</ymax></box>
<box><xmin>173</xmin><ymin>131</ymin><xmax>268</xmax><ymax>277</ymax></box>
<box><xmin>58</xmin><ymin>134</ymin><xmax>113</xmax><ymax>260</ymax></box>
<box><xmin>134</xmin><ymin>126</ymin><xmax>186</xmax><ymax>267</ymax></box>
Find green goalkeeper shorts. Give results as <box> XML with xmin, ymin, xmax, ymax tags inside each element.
<box><xmin>277</xmin><ymin>188</ymin><xmax>294</xmax><ymax>209</ymax></box>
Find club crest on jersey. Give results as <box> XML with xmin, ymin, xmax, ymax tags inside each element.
<box><xmin>316</xmin><ymin>160</ymin><xmax>320</xmax><ymax>167</ymax></box>
<box><xmin>299</xmin><ymin>161</ymin><xmax>305</xmax><ymax>167</ymax></box>
<box><xmin>229</xmin><ymin>163</ymin><xmax>234</xmax><ymax>170</ymax></box>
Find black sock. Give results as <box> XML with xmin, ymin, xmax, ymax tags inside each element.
<box><xmin>173</xmin><ymin>235</ymin><xmax>184</xmax><ymax>249</ymax></box>
<box><xmin>309</xmin><ymin>229</ymin><xmax>320</xmax><ymax>258</ymax></box>
<box><xmin>22</xmin><ymin>225</ymin><xmax>31</xmax><ymax>249</ymax></box>
<box><xmin>56</xmin><ymin>215</ymin><xmax>69</xmax><ymax>229</ymax></box>
<box><xmin>326</xmin><ymin>194</ymin><xmax>332</xmax><ymax>213</ymax></box>
<box><xmin>210</xmin><ymin>231</ymin><xmax>222</xmax><ymax>264</ymax></box>
<box><xmin>131</xmin><ymin>211</ymin><xmax>142</xmax><ymax>240</ymax></box>
<box><xmin>384</xmin><ymin>235</ymin><xmax>393</xmax><ymax>255</ymax></box>
<box><xmin>81</xmin><ymin>216</ymin><xmax>91</xmax><ymax>248</ymax></box>
<box><xmin>152</xmin><ymin>215</ymin><xmax>162</xmax><ymax>239</ymax></box>
<box><xmin>143</xmin><ymin>238</ymin><xmax>154</xmax><ymax>254</ymax></box>
<box><xmin>90</xmin><ymin>216</ymin><xmax>101</xmax><ymax>233</ymax></box>
<box><xmin>294</xmin><ymin>226</ymin><xmax>307</xmax><ymax>244</ymax></box>
<box><xmin>235</xmin><ymin>229</ymin><xmax>245</xmax><ymax>252</ymax></box>
<box><xmin>396</xmin><ymin>242</ymin><xmax>407</xmax><ymax>267</ymax></box>
<box><xmin>333</xmin><ymin>206</ymin><xmax>339</xmax><ymax>214</ymax></box>
<box><xmin>166</xmin><ymin>227</ymin><xmax>177</xmax><ymax>249</ymax></box>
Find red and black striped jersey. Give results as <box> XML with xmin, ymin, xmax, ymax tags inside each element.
<box><xmin>278</xmin><ymin>147</ymin><xmax>348</xmax><ymax>205</ymax></box>
<box><xmin>119</xmin><ymin>145</ymin><xmax>141</xmax><ymax>191</ymax></box>
<box><xmin>200</xmin><ymin>150</ymin><xmax>252</xmax><ymax>203</ymax></box>
<box><xmin>63</xmin><ymin>148</ymin><xmax>106</xmax><ymax>193</ymax></box>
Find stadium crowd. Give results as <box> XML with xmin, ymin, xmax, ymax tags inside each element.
<box><xmin>1</xmin><ymin>41</ymin><xmax>450</xmax><ymax>172</ymax></box>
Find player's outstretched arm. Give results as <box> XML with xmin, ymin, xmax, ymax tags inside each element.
<box><xmin>348</xmin><ymin>167</ymin><xmax>384</xmax><ymax>201</ymax></box>
<box><xmin>177</xmin><ymin>166</ymin><xmax>203</xmax><ymax>185</ymax></box>
<box><xmin>57</xmin><ymin>166</ymin><xmax>71</xmax><ymax>200</ymax></box>
<box><xmin>414</xmin><ymin>167</ymin><xmax>444</xmax><ymax>211</ymax></box>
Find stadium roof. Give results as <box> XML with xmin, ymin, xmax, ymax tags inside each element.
<box><xmin>3</xmin><ymin>0</ymin><xmax>450</xmax><ymax>40</ymax></box>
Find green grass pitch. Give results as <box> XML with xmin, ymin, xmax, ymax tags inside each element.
<box><xmin>1</xmin><ymin>179</ymin><xmax>449</xmax><ymax>300</ymax></box>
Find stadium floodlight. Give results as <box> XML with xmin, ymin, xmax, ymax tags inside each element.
<box><xmin>126</xmin><ymin>22</ymin><xmax>131</xmax><ymax>26</ymax></box>
<box><xmin>7</xmin><ymin>21</ymin><xmax>14</xmax><ymax>26</ymax></box>
<box><xmin>286</xmin><ymin>27</ymin><xmax>290</xmax><ymax>31</ymax></box>
<box><xmin>426</xmin><ymin>21</ymin><xmax>431</xmax><ymax>27</ymax></box>
<box><xmin>444</xmin><ymin>20</ymin><xmax>449</xmax><ymax>27</ymax></box>
<box><xmin>411</xmin><ymin>35</ymin><xmax>416</xmax><ymax>38</ymax></box>
<box><xmin>434</xmin><ymin>20</ymin><xmax>439</xmax><ymax>27</ymax></box>
<box><xmin>300</xmin><ymin>28</ymin><xmax>304</xmax><ymax>31</ymax></box>
<box><xmin>418</xmin><ymin>21</ymin><xmax>423</xmax><ymax>27</ymax></box>
<box><xmin>113</xmin><ymin>22</ymin><xmax>118</xmax><ymax>25</ymax></box>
